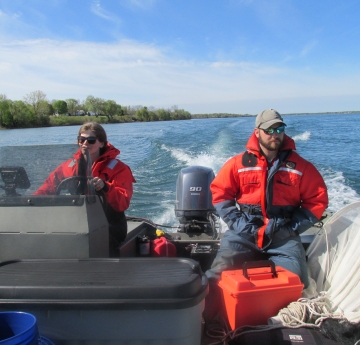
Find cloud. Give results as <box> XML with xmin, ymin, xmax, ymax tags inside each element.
<box><xmin>280</xmin><ymin>40</ymin><xmax>318</xmax><ymax>63</ymax></box>
<box><xmin>128</xmin><ymin>0</ymin><xmax>157</xmax><ymax>10</ymax></box>
<box><xmin>0</xmin><ymin>9</ymin><xmax>21</xmax><ymax>19</ymax></box>
<box><xmin>1</xmin><ymin>38</ymin><xmax>360</xmax><ymax>113</ymax></box>
<box><xmin>0</xmin><ymin>8</ymin><xmax>22</xmax><ymax>29</ymax></box>
<box><xmin>300</xmin><ymin>40</ymin><xmax>318</xmax><ymax>57</ymax></box>
<box><xmin>90</xmin><ymin>0</ymin><xmax>121</xmax><ymax>23</ymax></box>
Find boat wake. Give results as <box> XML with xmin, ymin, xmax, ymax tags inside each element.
<box><xmin>321</xmin><ymin>169</ymin><xmax>360</xmax><ymax>212</ymax></box>
<box><xmin>293</xmin><ymin>131</ymin><xmax>311</xmax><ymax>141</ymax></box>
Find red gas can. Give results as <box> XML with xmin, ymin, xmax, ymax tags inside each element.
<box><xmin>218</xmin><ymin>260</ymin><xmax>304</xmax><ymax>330</ymax></box>
<box><xmin>151</xmin><ymin>237</ymin><xmax>177</xmax><ymax>257</ymax></box>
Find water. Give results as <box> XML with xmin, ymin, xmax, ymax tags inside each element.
<box><xmin>1</xmin><ymin>114</ymin><xmax>359</xmax><ymax>226</ymax></box>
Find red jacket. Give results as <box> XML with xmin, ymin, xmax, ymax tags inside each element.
<box><xmin>34</xmin><ymin>143</ymin><xmax>136</xmax><ymax>212</ymax></box>
<box><xmin>210</xmin><ymin>133</ymin><xmax>328</xmax><ymax>248</ymax></box>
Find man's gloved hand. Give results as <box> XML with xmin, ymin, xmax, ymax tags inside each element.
<box><xmin>273</xmin><ymin>220</ymin><xmax>299</xmax><ymax>241</ymax></box>
<box><xmin>231</xmin><ymin>213</ymin><xmax>264</xmax><ymax>240</ymax></box>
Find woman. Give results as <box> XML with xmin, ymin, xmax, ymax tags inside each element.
<box><xmin>34</xmin><ymin>122</ymin><xmax>136</xmax><ymax>255</ymax></box>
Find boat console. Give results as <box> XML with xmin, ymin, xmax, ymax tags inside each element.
<box><xmin>0</xmin><ymin>193</ymin><xmax>109</xmax><ymax>262</ymax></box>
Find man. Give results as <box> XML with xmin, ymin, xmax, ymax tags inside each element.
<box><xmin>204</xmin><ymin>109</ymin><xmax>328</xmax><ymax>322</ymax></box>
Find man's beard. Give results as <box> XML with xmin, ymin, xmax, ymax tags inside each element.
<box><xmin>258</xmin><ymin>135</ymin><xmax>283</xmax><ymax>152</ymax></box>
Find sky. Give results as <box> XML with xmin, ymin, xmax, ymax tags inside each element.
<box><xmin>1</xmin><ymin>0</ymin><xmax>360</xmax><ymax>114</ymax></box>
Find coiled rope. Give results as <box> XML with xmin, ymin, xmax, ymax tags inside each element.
<box><xmin>277</xmin><ymin>292</ymin><xmax>344</xmax><ymax>328</ymax></box>
<box><xmin>205</xmin><ymin>292</ymin><xmax>346</xmax><ymax>345</ymax></box>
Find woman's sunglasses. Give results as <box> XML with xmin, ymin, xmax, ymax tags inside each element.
<box><xmin>78</xmin><ymin>136</ymin><xmax>97</xmax><ymax>144</ymax></box>
<box><xmin>261</xmin><ymin>126</ymin><xmax>285</xmax><ymax>135</ymax></box>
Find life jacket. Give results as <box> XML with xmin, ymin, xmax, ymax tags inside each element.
<box><xmin>211</xmin><ymin>133</ymin><xmax>328</xmax><ymax>248</ymax></box>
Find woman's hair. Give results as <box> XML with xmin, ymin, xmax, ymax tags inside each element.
<box><xmin>78</xmin><ymin>122</ymin><xmax>108</xmax><ymax>155</ymax></box>
<box><xmin>78</xmin><ymin>122</ymin><xmax>108</xmax><ymax>145</ymax></box>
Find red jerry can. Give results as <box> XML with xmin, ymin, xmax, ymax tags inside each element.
<box><xmin>151</xmin><ymin>237</ymin><xmax>177</xmax><ymax>257</ymax></box>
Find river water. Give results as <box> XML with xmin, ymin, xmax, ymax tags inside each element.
<box><xmin>1</xmin><ymin>114</ymin><xmax>359</xmax><ymax>226</ymax></box>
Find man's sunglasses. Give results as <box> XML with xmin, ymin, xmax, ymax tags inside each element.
<box><xmin>261</xmin><ymin>126</ymin><xmax>285</xmax><ymax>135</ymax></box>
<box><xmin>78</xmin><ymin>136</ymin><xmax>97</xmax><ymax>144</ymax></box>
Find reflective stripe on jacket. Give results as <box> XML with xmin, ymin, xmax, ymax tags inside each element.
<box><xmin>210</xmin><ymin>133</ymin><xmax>328</xmax><ymax>249</ymax></box>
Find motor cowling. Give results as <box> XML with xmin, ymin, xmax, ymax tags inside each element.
<box><xmin>175</xmin><ymin>166</ymin><xmax>217</xmax><ymax>234</ymax></box>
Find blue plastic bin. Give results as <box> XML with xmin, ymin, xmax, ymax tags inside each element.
<box><xmin>0</xmin><ymin>312</ymin><xmax>54</xmax><ymax>345</ymax></box>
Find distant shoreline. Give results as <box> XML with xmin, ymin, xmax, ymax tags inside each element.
<box><xmin>192</xmin><ymin>111</ymin><xmax>360</xmax><ymax>118</ymax></box>
<box><xmin>1</xmin><ymin>111</ymin><xmax>359</xmax><ymax>130</ymax></box>
<box><xmin>284</xmin><ymin>111</ymin><xmax>360</xmax><ymax>115</ymax></box>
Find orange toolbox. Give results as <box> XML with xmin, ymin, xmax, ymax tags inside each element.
<box><xmin>218</xmin><ymin>260</ymin><xmax>304</xmax><ymax>330</ymax></box>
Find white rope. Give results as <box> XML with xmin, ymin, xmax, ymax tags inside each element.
<box><xmin>278</xmin><ymin>292</ymin><xmax>345</xmax><ymax>328</ymax></box>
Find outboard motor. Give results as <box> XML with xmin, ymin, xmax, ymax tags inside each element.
<box><xmin>175</xmin><ymin>166</ymin><xmax>220</xmax><ymax>238</ymax></box>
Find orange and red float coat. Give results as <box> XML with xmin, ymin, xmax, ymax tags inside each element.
<box><xmin>34</xmin><ymin>143</ymin><xmax>136</xmax><ymax>212</ymax></box>
<box><xmin>210</xmin><ymin>133</ymin><xmax>328</xmax><ymax>249</ymax></box>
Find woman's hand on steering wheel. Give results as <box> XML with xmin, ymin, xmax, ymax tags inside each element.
<box><xmin>92</xmin><ymin>177</ymin><xmax>105</xmax><ymax>191</ymax></box>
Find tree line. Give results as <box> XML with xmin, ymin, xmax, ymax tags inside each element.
<box><xmin>0</xmin><ymin>91</ymin><xmax>192</xmax><ymax>129</ymax></box>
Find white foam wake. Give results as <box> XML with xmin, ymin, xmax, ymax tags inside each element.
<box><xmin>153</xmin><ymin>202</ymin><xmax>179</xmax><ymax>230</ymax></box>
<box><xmin>293</xmin><ymin>131</ymin><xmax>311</xmax><ymax>142</ymax></box>
<box><xmin>323</xmin><ymin>170</ymin><xmax>360</xmax><ymax>212</ymax></box>
<box><xmin>161</xmin><ymin>144</ymin><xmax>223</xmax><ymax>173</ymax></box>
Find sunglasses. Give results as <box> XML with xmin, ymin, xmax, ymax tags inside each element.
<box><xmin>261</xmin><ymin>126</ymin><xmax>285</xmax><ymax>135</ymax></box>
<box><xmin>78</xmin><ymin>136</ymin><xmax>97</xmax><ymax>144</ymax></box>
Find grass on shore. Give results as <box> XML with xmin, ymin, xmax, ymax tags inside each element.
<box><xmin>49</xmin><ymin>115</ymin><xmax>135</xmax><ymax>127</ymax></box>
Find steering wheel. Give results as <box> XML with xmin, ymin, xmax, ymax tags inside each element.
<box><xmin>55</xmin><ymin>176</ymin><xmax>90</xmax><ymax>195</ymax></box>
<box><xmin>55</xmin><ymin>176</ymin><xmax>108</xmax><ymax>209</ymax></box>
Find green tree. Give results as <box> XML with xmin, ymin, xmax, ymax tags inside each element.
<box><xmin>23</xmin><ymin>90</ymin><xmax>47</xmax><ymax>116</ymax></box>
<box><xmin>48</xmin><ymin>102</ymin><xmax>55</xmax><ymax>116</ymax></box>
<box><xmin>0</xmin><ymin>96</ymin><xmax>12</xmax><ymax>127</ymax></box>
<box><xmin>53</xmin><ymin>100</ymin><xmax>68</xmax><ymax>114</ymax></box>
<box><xmin>2</xmin><ymin>110</ymin><xmax>13</xmax><ymax>128</ymax></box>
<box><xmin>135</xmin><ymin>107</ymin><xmax>150</xmax><ymax>121</ymax></box>
<box><xmin>173</xmin><ymin>108</ymin><xmax>191</xmax><ymax>120</ymax></box>
<box><xmin>66</xmin><ymin>98</ymin><xmax>79</xmax><ymax>115</ymax></box>
<box><xmin>157</xmin><ymin>108</ymin><xmax>171</xmax><ymax>121</ymax></box>
<box><xmin>85</xmin><ymin>95</ymin><xmax>105</xmax><ymax>116</ymax></box>
<box><xmin>37</xmin><ymin>101</ymin><xmax>51</xmax><ymax>116</ymax></box>
<box><xmin>149</xmin><ymin>111</ymin><xmax>158</xmax><ymax>121</ymax></box>
<box><xmin>10</xmin><ymin>100</ymin><xmax>32</xmax><ymax>127</ymax></box>
<box><xmin>104</xmin><ymin>100</ymin><xmax>122</xmax><ymax>120</ymax></box>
